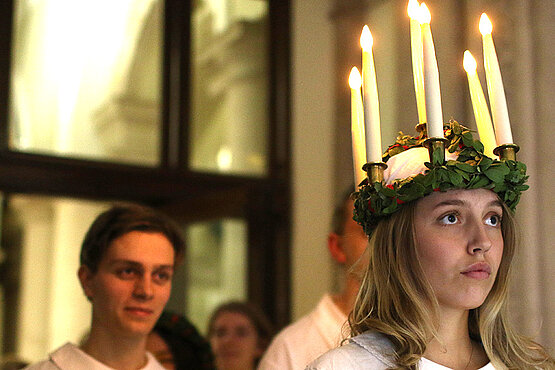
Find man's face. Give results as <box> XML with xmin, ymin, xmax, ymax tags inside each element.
<box><xmin>79</xmin><ymin>231</ymin><xmax>175</xmax><ymax>338</ymax></box>
<box><xmin>339</xmin><ymin>200</ymin><xmax>368</xmax><ymax>268</ymax></box>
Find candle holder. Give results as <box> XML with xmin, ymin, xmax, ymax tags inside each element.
<box><xmin>493</xmin><ymin>143</ymin><xmax>519</xmax><ymax>161</ymax></box>
<box><xmin>363</xmin><ymin>162</ymin><xmax>388</xmax><ymax>183</ymax></box>
<box><xmin>415</xmin><ymin>123</ymin><xmax>427</xmax><ymax>136</ymax></box>
<box><xmin>423</xmin><ymin>137</ymin><xmax>449</xmax><ymax>165</ymax></box>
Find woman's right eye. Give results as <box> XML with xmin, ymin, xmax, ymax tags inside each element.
<box><xmin>439</xmin><ymin>213</ymin><xmax>458</xmax><ymax>225</ymax></box>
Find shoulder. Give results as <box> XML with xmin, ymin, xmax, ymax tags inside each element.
<box><xmin>306</xmin><ymin>332</ymin><xmax>395</xmax><ymax>370</ymax></box>
<box><xmin>24</xmin><ymin>343</ymin><xmax>77</xmax><ymax>370</ymax></box>
<box><xmin>259</xmin><ymin>298</ymin><xmax>345</xmax><ymax>370</ymax></box>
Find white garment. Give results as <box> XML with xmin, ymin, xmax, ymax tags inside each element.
<box><xmin>24</xmin><ymin>342</ymin><xmax>165</xmax><ymax>370</ymax></box>
<box><xmin>306</xmin><ymin>331</ymin><xmax>496</xmax><ymax>370</ymax></box>
<box><xmin>258</xmin><ymin>294</ymin><xmax>348</xmax><ymax>370</ymax></box>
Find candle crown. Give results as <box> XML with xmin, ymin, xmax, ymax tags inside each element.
<box><xmin>352</xmin><ymin>121</ymin><xmax>528</xmax><ymax>236</ymax></box>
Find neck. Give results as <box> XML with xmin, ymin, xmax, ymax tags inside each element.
<box><xmin>81</xmin><ymin>326</ymin><xmax>148</xmax><ymax>370</ymax></box>
<box><xmin>423</xmin><ymin>308</ymin><xmax>487</xmax><ymax>370</ymax></box>
<box><xmin>331</xmin><ymin>274</ymin><xmax>360</xmax><ymax>317</ymax></box>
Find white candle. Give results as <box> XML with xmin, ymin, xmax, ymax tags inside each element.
<box><xmin>419</xmin><ymin>3</ymin><xmax>444</xmax><ymax>138</ymax></box>
<box><xmin>407</xmin><ymin>0</ymin><xmax>426</xmax><ymax>124</ymax></box>
<box><xmin>360</xmin><ymin>26</ymin><xmax>382</xmax><ymax>162</ymax></box>
<box><xmin>480</xmin><ymin>13</ymin><xmax>513</xmax><ymax>145</ymax></box>
<box><xmin>349</xmin><ymin>67</ymin><xmax>367</xmax><ymax>187</ymax></box>
<box><xmin>463</xmin><ymin>50</ymin><xmax>496</xmax><ymax>157</ymax></box>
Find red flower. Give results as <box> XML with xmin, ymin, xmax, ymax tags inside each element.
<box><xmin>458</xmin><ymin>143</ymin><xmax>464</xmax><ymax>149</ymax></box>
<box><xmin>367</xmin><ymin>200</ymin><xmax>375</xmax><ymax>213</ymax></box>
<box><xmin>433</xmin><ymin>187</ymin><xmax>440</xmax><ymax>192</ymax></box>
<box><xmin>402</xmin><ymin>145</ymin><xmax>409</xmax><ymax>150</ymax></box>
<box><xmin>386</xmin><ymin>184</ymin><xmax>394</xmax><ymax>189</ymax></box>
<box><xmin>396</xmin><ymin>198</ymin><xmax>405</xmax><ymax>204</ymax></box>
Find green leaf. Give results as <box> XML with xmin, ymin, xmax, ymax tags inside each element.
<box><xmin>455</xmin><ymin>162</ymin><xmax>475</xmax><ymax>173</ymax></box>
<box><xmin>484</xmin><ymin>165</ymin><xmax>510</xmax><ymax>183</ymax></box>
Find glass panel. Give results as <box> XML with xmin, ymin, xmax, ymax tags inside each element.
<box><xmin>8</xmin><ymin>0</ymin><xmax>163</xmax><ymax>166</ymax></box>
<box><xmin>0</xmin><ymin>194</ymin><xmax>109</xmax><ymax>362</ymax></box>
<box><xmin>189</xmin><ymin>0</ymin><xmax>269</xmax><ymax>177</ymax></box>
<box><xmin>166</xmin><ymin>218</ymin><xmax>248</xmax><ymax>334</ymax></box>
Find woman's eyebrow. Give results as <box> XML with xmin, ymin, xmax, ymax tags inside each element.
<box><xmin>432</xmin><ymin>199</ymin><xmax>466</xmax><ymax>208</ymax></box>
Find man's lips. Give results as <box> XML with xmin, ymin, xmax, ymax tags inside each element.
<box><xmin>125</xmin><ymin>307</ymin><xmax>154</xmax><ymax>317</ymax></box>
<box><xmin>461</xmin><ymin>262</ymin><xmax>491</xmax><ymax>280</ymax></box>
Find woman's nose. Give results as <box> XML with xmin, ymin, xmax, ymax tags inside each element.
<box><xmin>467</xmin><ymin>220</ymin><xmax>492</xmax><ymax>255</ymax></box>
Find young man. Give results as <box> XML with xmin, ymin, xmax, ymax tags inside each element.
<box><xmin>258</xmin><ymin>191</ymin><xmax>368</xmax><ymax>369</ymax></box>
<box><xmin>26</xmin><ymin>203</ymin><xmax>184</xmax><ymax>370</ymax></box>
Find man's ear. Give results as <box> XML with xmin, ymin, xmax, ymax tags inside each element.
<box><xmin>327</xmin><ymin>233</ymin><xmax>346</xmax><ymax>264</ymax></box>
<box><xmin>78</xmin><ymin>265</ymin><xmax>94</xmax><ymax>301</ymax></box>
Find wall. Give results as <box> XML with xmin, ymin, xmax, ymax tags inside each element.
<box><xmin>291</xmin><ymin>0</ymin><xmax>336</xmax><ymax>319</ymax></box>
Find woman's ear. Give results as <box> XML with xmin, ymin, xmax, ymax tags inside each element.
<box><xmin>327</xmin><ymin>233</ymin><xmax>347</xmax><ymax>264</ymax></box>
<box><xmin>78</xmin><ymin>265</ymin><xmax>94</xmax><ymax>301</ymax></box>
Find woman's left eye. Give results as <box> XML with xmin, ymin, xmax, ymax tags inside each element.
<box><xmin>439</xmin><ymin>213</ymin><xmax>458</xmax><ymax>225</ymax></box>
<box><xmin>485</xmin><ymin>214</ymin><xmax>501</xmax><ymax>227</ymax></box>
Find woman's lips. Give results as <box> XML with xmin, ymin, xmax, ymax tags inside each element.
<box><xmin>461</xmin><ymin>262</ymin><xmax>491</xmax><ymax>280</ymax></box>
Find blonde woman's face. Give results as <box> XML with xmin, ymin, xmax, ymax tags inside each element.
<box><xmin>414</xmin><ymin>189</ymin><xmax>504</xmax><ymax>312</ymax></box>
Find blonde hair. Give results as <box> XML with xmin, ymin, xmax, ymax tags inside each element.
<box><xmin>348</xmin><ymin>199</ymin><xmax>555</xmax><ymax>369</ymax></box>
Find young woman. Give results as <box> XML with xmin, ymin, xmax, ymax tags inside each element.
<box><xmin>207</xmin><ymin>301</ymin><xmax>273</xmax><ymax>370</ymax></box>
<box><xmin>26</xmin><ymin>203</ymin><xmax>184</xmax><ymax>370</ymax></box>
<box><xmin>307</xmin><ymin>123</ymin><xmax>554</xmax><ymax>369</ymax></box>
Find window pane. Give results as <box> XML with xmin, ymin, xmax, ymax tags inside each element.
<box><xmin>8</xmin><ymin>0</ymin><xmax>163</xmax><ymax>166</ymax></box>
<box><xmin>166</xmin><ymin>218</ymin><xmax>248</xmax><ymax>334</ymax></box>
<box><xmin>189</xmin><ymin>0</ymin><xmax>269</xmax><ymax>177</ymax></box>
<box><xmin>0</xmin><ymin>194</ymin><xmax>109</xmax><ymax>362</ymax></box>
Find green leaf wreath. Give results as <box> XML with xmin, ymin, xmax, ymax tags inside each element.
<box><xmin>353</xmin><ymin>121</ymin><xmax>529</xmax><ymax>236</ymax></box>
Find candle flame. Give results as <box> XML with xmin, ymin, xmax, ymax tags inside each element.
<box><xmin>463</xmin><ymin>50</ymin><xmax>477</xmax><ymax>74</ymax></box>
<box><xmin>407</xmin><ymin>0</ymin><xmax>420</xmax><ymax>19</ymax></box>
<box><xmin>360</xmin><ymin>25</ymin><xmax>373</xmax><ymax>50</ymax></box>
<box><xmin>349</xmin><ymin>67</ymin><xmax>362</xmax><ymax>89</ymax></box>
<box><xmin>419</xmin><ymin>3</ymin><xmax>431</xmax><ymax>24</ymax></box>
<box><xmin>479</xmin><ymin>13</ymin><xmax>492</xmax><ymax>35</ymax></box>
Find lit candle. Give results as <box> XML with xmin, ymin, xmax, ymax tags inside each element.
<box><xmin>349</xmin><ymin>67</ymin><xmax>367</xmax><ymax>186</ymax></box>
<box><xmin>480</xmin><ymin>13</ymin><xmax>513</xmax><ymax>145</ymax></box>
<box><xmin>419</xmin><ymin>3</ymin><xmax>444</xmax><ymax>138</ymax></box>
<box><xmin>360</xmin><ymin>25</ymin><xmax>382</xmax><ymax>162</ymax></box>
<box><xmin>463</xmin><ymin>50</ymin><xmax>496</xmax><ymax>157</ymax></box>
<box><xmin>407</xmin><ymin>0</ymin><xmax>426</xmax><ymax>124</ymax></box>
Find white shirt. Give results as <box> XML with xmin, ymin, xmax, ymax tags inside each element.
<box><xmin>24</xmin><ymin>342</ymin><xmax>165</xmax><ymax>370</ymax></box>
<box><xmin>258</xmin><ymin>294</ymin><xmax>348</xmax><ymax>370</ymax></box>
<box><xmin>306</xmin><ymin>331</ymin><xmax>496</xmax><ymax>370</ymax></box>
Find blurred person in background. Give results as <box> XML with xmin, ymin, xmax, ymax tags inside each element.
<box><xmin>146</xmin><ymin>310</ymin><xmax>214</xmax><ymax>369</ymax></box>
<box><xmin>259</xmin><ymin>189</ymin><xmax>367</xmax><ymax>370</ymax></box>
<box><xmin>207</xmin><ymin>301</ymin><xmax>273</xmax><ymax>370</ymax></box>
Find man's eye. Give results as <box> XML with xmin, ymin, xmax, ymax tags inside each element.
<box><xmin>117</xmin><ymin>268</ymin><xmax>137</xmax><ymax>279</ymax></box>
<box><xmin>154</xmin><ymin>271</ymin><xmax>172</xmax><ymax>283</ymax></box>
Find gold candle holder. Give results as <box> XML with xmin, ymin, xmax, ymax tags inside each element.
<box><xmin>493</xmin><ymin>143</ymin><xmax>519</xmax><ymax>161</ymax></box>
<box><xmin>363</xmin><ymin>162</ymin><xmax>388</xmax><ymax>183</ymax></box>
<box><xmin>423</xmin><ymin>137</ymin><xmax>449</xmax><ymax>165</ymax></box>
